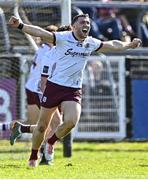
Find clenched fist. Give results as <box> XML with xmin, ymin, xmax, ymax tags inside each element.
<box><xmin>8</xmin><ymin>16</ymin><xmax>20</xmax><ymax>28</ymax></box>
<box><xmin>129</xmin><ymin>38</ymin><xmax>142</xmax><ymax>49</ymax></box>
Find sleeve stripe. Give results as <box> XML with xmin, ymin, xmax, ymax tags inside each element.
<box><xmin>95</xmin><ymin>42</ymin><xmax>103</xmax><ymax>52</ymax></box>
<box><xmin>41</xmin><ymin>74</ymin><xmax>49</xmax><ymax>78</ymax></box>
<box><xmin>52</xmin><ymin>32</ymin><xmax>56</xmax><ymax>46</ymax></box>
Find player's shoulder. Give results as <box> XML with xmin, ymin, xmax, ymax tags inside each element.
<box><xmin>38</xmin><ymin>43</ymin><xmax>52</xmax><ymax>52</ymax></box>
<box><xmin>54</xmin><ymin>31</ymin><xmax>72</xmax><ymax>43</ymax></box>
<box><xmin>86</xmin><ymin>36</ymin><xmax>102</xmax><ymax>44</ymax></box>
<box><xmin>55</xmin><ymin>31</ymin><xmax>71</xmax><ymax>35</ymax></box>
<box><xmin>55</xmin><ymin>31</ymin><xmax>72</xmax><ymax>39</ymax></box>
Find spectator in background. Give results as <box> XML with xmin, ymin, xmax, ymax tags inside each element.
<box><xmin>89</xmin><ymin>19</ymin><xmax>104</xmax><ymax>40</ymax></box>
<box><xmin>118</xmin><ymin>0</ymin><xmax>148</xmax><ymax>46</ymax></box>
<box><xmin>112</xmin><ymin>8</ymin><xmax>136</xmax><ymax>41</ymax></box>
<box><xmin>141</xmin><ymin>11</ymin><xmax>148</xmax><ymax>46</ymax></box>
<box><xmin>94</xmin><ymin>0</ymin><xmax>136</xmax><ymax>42</ymax></box>
<box><xmin>82</xmin><ymin>60</ymin><xmax>104</xmax><ymax>120</ymax></box>
<box><xmin>118</xmin><ymin>0</ymin><xmax>141</xmax><ymax>36</ymax></box>
<box><xmin>83</xmin><ymin>60</ymin><xmax>103</xmax><ymax>90</ymax></box>
<box><xmin>95</xmin><ymin>0</ymin><xmax>123</xmax><ymax>40</ymax></box>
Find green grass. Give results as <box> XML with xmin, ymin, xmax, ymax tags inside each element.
<box><xmin>0</xmin><ymin>140</ymin><xmax>148</xmax><ymax>179</ymax></box>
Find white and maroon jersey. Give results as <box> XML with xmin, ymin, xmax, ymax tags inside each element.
<box><xmin>41</xmin><ymin>47</ymin><xmax>56</xmax><ymax>78</ymax></box>
<box><xmin>25</xmin><ymin>43</ymin><xmax>52</xmax><ymax>93</ymax></box>
<box><xmin>47</xmin><ymin>31</ymin><xmax>102</xmax><ymax>88</ymax></box>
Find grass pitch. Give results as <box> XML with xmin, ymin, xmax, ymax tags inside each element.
<box><xmin>0</xmin><ymin>140</ymin><xmax>148</xmax><ymax>179</ymax></box>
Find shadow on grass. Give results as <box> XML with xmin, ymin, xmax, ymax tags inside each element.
<box><xmin>57</xmin><ymin>146</ymin><xmax>148</xmax><ymax>153</ymax></box>
<box><xmin>0</xmin><ymin>164</ymin><xmax>22</xmax><ymax>168</ymax></box>
<box><xmin>139</xmin><ymin>164</ymin><xmax>148</xmax><ymax>167</ymax></box>
<box><xmin>0</xmin><ymin>149</ymin><xmax>30</xmax><ymax>153</ymax></box>
<box><xmin>72</xmin><ymin>147</ymin><xmax>148</xmax><ymax>153</ymax></box>
<box><xmin>2</xmin><ymin>147</ymin><xmax>147</xmax><ymax>153</ymax></box>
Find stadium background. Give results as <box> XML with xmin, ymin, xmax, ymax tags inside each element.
<box><xmin>0</xmin><ymin>0</ymin><xmax>148</xmax><ymax>143</ymax></box>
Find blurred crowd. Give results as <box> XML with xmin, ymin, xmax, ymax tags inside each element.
<box><xmin>73</xmin><ymin>0</ymin><xmax>148</xmax><ymax>46</ymax></box>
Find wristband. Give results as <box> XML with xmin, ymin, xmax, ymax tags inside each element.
<box><xmin>17</xmin><ymin>23</ymin><xmax>24</xmax><ymax>30</ymax></box>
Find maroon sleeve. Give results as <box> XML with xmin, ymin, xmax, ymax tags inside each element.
<box><xmin>52</xmin><ymin>32</ymin><xmax>56</xmax><ymax>45</ymax></box>
<box><xmin>94</xmin><ymin>42</ymin><xmax>103</xmax><ymax>52</ymax></box>
<box><xmin>41</xmin><ymin>74</ymin><xmax>49</xmax><ymax>78</ymax></box>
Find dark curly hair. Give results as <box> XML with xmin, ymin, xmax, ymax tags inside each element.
<box><xmin>57</xmin><ymin>25</ymin><xmax>72</xmax><ymax>32</ymax></box>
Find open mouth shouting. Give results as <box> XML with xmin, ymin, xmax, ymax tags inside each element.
<box><xmin>82</xmin><ymin>27</ymin><xmax>89</xmax><ymax>34</ymax></box>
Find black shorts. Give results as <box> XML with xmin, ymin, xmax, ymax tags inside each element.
<box><xmin>41</xmin><ymin>81</ymin><xmax>82</xmax><ymax>108</ymax></box>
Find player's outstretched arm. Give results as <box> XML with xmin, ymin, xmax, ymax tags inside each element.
<box><xmin>8</xmin><ymin>16</ymin><xmax>54</xmax><ymax>44</ymax></box>
<box><xmin>98</xmin><ymin>38</ymin><xmax>142</xmax><ymax>53</ymax></box>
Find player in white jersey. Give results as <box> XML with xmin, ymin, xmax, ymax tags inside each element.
<box><xmin>0</xmin><ymin>45</ymin><xmax>50</xmax><ymax>137</ymax></box>
<box><xmin>9</xmin><ymin>14</ymin><xmax>141</xmax><ymax>167</ymax></box>
<box><xmin>10</xmin><ymin>25</ymin><xmax>62</xmax><ymax>165</ymax></box>
<box><xmin>25</xmin><ymin>42</ymin><xmax>62</xmax><ymax>165</ymax></box>
<box><xmin>25</xmin><ymin>43</ymin><xmax>52</xmax><ymax>124</ymax></box>
<box><xmin>10</xmin><ymin>25</ymin><xmax>72</xmax><ymax>165</ymax></box>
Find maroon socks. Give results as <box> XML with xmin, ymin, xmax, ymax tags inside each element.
<box><xmin>29</xmin><ymin>149</ymin><xmax>38</xmax><ymax>160</ymax></box>
<box><xmin>20</xmin><ymin>125</ymin><xmax>31</xmax><ymax>133</ymax></box>
<box><xmin>47</xmin><ymin>133</ymin><xmax>59</xmax><ymax>145</ymax></box>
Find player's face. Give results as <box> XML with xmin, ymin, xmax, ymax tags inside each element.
<box><xmin>73</xmin><ymin>17</ymin><xmax>90</xmax><ymax>40</ymax></box>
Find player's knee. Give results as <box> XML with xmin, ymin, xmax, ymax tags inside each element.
<box><xmin>64</xmin><ymin>121</ymin><xmax>76</xmax><ymax>130</ymax></box>
<box><xmin>37</xmin><ymin>125</ymin><xmax>46</xmax><ymax>133</ymax></box>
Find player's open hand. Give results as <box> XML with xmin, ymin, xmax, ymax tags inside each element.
<box><xmin>130</xmin><ymin>38</ymin><xmax>142</xmax><ymax>49</ymax></box>
<box><xmin>8</xmin><ymin>16</ymin><xmax>20</xmax><ymax>28</ymax></box>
